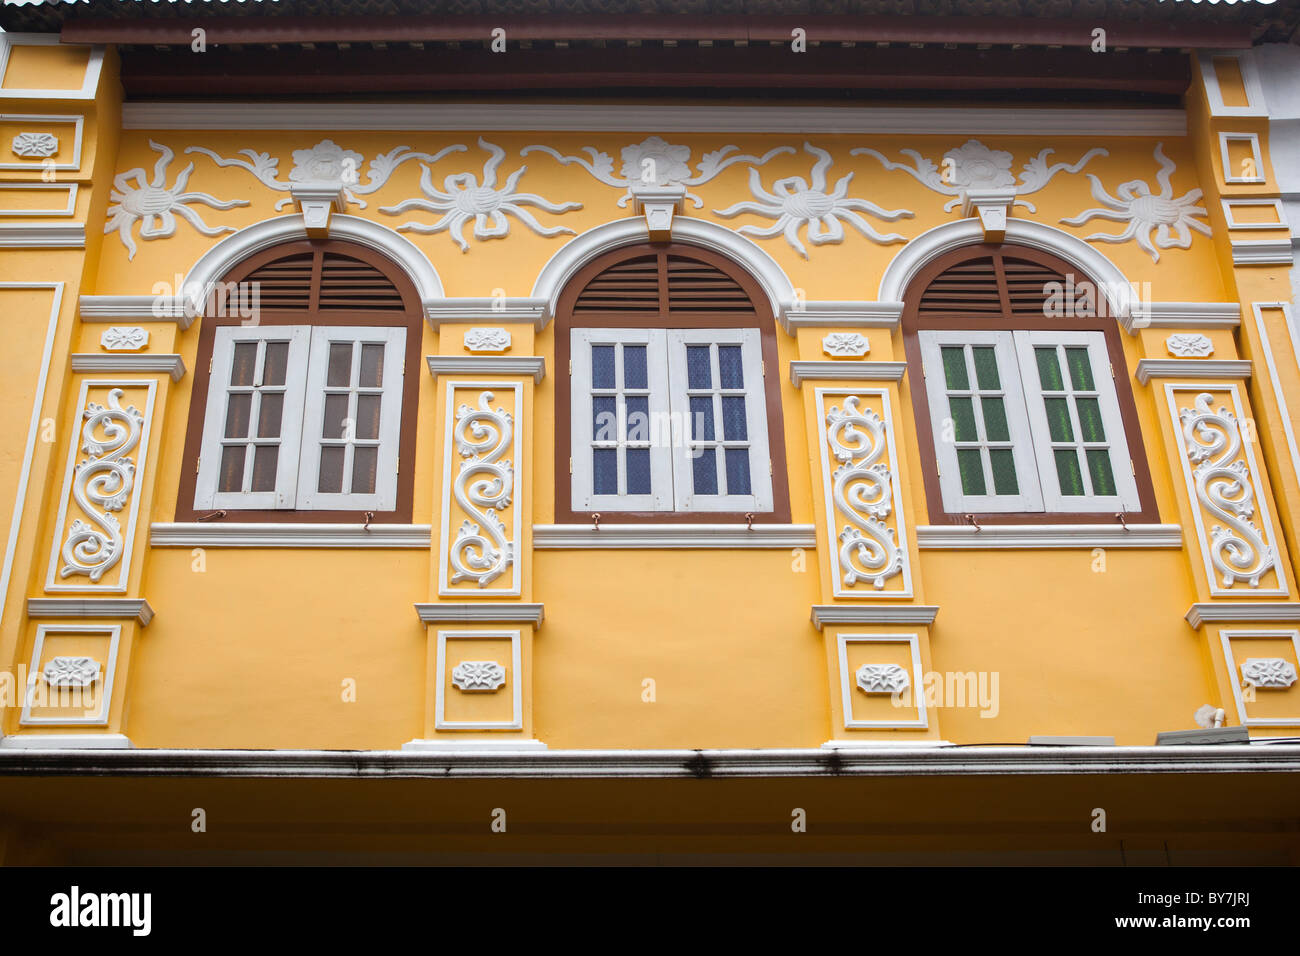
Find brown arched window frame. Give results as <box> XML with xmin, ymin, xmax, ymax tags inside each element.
<box><xmin>901</xmin><ymin>244</ymin><xmax>1158</xmax><ymax>526</ymax></box>
<box><xmin>555</xmin><ymin>242</ymin><xmax>791</xmax><ymax>524</ymax></box>
<box><xmin>176</xmin><ymin>239</ymin><xmax>423</xmax><ymax>523</ymax></box>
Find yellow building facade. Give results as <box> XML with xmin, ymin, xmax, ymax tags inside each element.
<box><xmin>0</xmin><ymin>6</ymin><xmax>1297</xmax><ymax>863</ymax></box>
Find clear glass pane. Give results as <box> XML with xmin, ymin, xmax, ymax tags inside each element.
<box><xmin>957</xmin><ymin>448</ymin><xmax>986</xmax><ymax>496</ymax></box>
<box><xmin>593</xmin><ymin>448</ymin><xmax>617</xmax><ymax>495</ymax></box>
<box><xmin>1044</xmin><ymin>397</ymin><xmax>1074</xmax><ymax>442</ymax></box>
<box><xmin>230</xmin><ymin>342</ymin><xmax>257</xmax><ymax>387</ymax></box>
<box><xmin>941</xmin><ymin>347</ymin><xmax>969</xmax><ymax>390</ymax></box>
<box><xmin>692</xmin><ymin>447</ymin><xmax>719</xmax><ymax>495</ymax></box>
<box><xmin>1087</xmin><ymin>449</ymin><xmax>1117</xmax><ymax>497</ymax></box>
<box><xmin>626</xmin><ymin>448</ymin><xmax>651</xmax><ymax>495</ymax></box>
<box><xmin>224</xmin><ymin>393</ymin><xmax>251</xmax><ymax>439</ymax></box>
<box><xmin>690</xmin><ymin>396</ymin><xmax>714</xmax><ymax>441</ymax></box>
<box><xmin>980</xmin><ymin>396</ymin><xmax>1010</xmax><ymax>442</ymax></box>
<box><xmin>256</xmin><ymin>392</ymin><xmax>283</xmax><ymax>439</ymax></box>
<box><xmin>718</xmin><ymin>345</ymin><xmax>744</xmax><ymax>389</ymax></box>
<box><xmin>687</xmin><ymin>345</ymin><xmax>712</xmax><ymax>389</ymax></box>
<box><xmin>1065</xmin><ymin>347</ymin><xmax>1094</xmax><ymax>390</ymax></box>
<box><xmin>1075</xmin><ymin>397</ymin><xmax>1106</xmax><ymax>443</ymax></box>
<box><xmin>591</xmin><ymin>345</ymin><xmax>615</xmax><ymax>389</ymax></box>
<box><xmin>989</xmin><ymin>448</ymin><xmax>1019</xmax><ymax>495</ymax></box>
<box><xmin>1054</xmin><ymin>449</ymin><xmax>1085</xmax><ymax>496</ymax></box>
<box><xmin>722</xmin><ymin>396</ymin><xmax>748</xmax><ymax>441</ymax></box>
<box><xmin>623</xmin><ymin>345</ymin><xmax>648</xmax><ymax>390</ymax></box>
<box><xmin>318</xmin><ymin>446</ymin><xmax>345</xmax><ymax>494</ymax></box>
<box><xmin>972</xmin><ymin>347</ymin><xmax>1000</xmax><ymax>390</ymax></box>
<box><xmin>251</xmin><ymin>445</ymin><xmax>278</xmax><ymax>493</ymax></box>
<box><xmin>625</xmin><ymin>396</ymin><xmax>649</xmax><ymax>442</ymax></box>
<box><xmin>725</xmin><ymin>448</ymin><xmax>751</xmax><ymax>495</ymax></box>
<box><xmin>327</xmin><ymin>342</ymin><xmax>353</xmax><ymax>388</ymax></box>
<box><xmin>593</xmin><ymin>396</ymin><xmax>617</xmax><ymax>441</ymax></box>
<box><xmin>351</xmin><ymin>445</ymin><xmax>377</xmax><ymax>494</ymax></box>
<box><xmin>355</xmin><ymin>394</ymin><xmax>381</xmax><ymax>441</ymax></box>
<box><xmin>359</xmin><ymin>344</ymin><xmax>384</xmax><ymax>388</ymax></box>
<box><xmin>949</xmin><ymin>396</ymin><xmax>978</xmax><ymax>442</ymax></box>
<box><xmin>322</xmin><ymin>393</ymin><xmax>349</xmax><ymax>439</ymax></box>
<box><xmin>1035</xmin><ymin>347</ymin><xmax>1064</xmax><ymax>391</ymax></box>
<box><xmin>262</xmin><ymin>341</ymin><xmax>289</xmax><ymax>387</ymax></box>
<box><xmin>218</xmin><ymin>445</ymin><xmax>245</xmax><ymax>493</ymax></box>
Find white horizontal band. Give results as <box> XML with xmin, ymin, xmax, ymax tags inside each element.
<box><xmin>0</xmin><ymin>223</ymin><xmax>85</xmax><ymax>248</ymax></box>
<box><xmin>915</xmin><ymin>524</ymin><xmax>1183</xmax><ymax>549</ymax></box>
<box><xmin>1185</xmin><ymin>602</ymin><xmax>1300</xmax><ymax>628</ymax></box>
<box><xmin>778</xmin><ymin>301</ymin><xmax>903</xmax><ymax>333</ymax></box>
<box><xmin>810</xmin><ymin>604</ymin><xmax>940</xmax><ymax>629</ymax></box>
<box><xmin>532</xmin><ymin>523</ymin><xmax>816</xmax><ymax>549</ymax></box>
<box><xmin>426</xmin><ymin>355</ymin><xmax>545</xmax><ymax>383</ymax></box>
<box><xmin>70</xmin><ymin>353</ymin><xmax>187</xmax><ymax>382</ymax></box>
<box><xmin>1135</xmin><ymin>359</ymin><xmax>1252</xmax><ymax>384</ymax></box>
<box><xmin>149</xmin><ymin>523</ymin><xmax>432</xmax><ymax>548</ymax></box>
<box><xmin>414</xmin><ymin>602</ymin><xmax>544</xmax><ymax>627</ymax></box>
<box><xmin>789</xmin><ymin>360</ymin><xmax>907</xmax><ymax>385</ymax></box>
<box><xmin>26</xmin><ymin>597</ymin><xmax>154</xmax><ymax>627</ymax></box>
<box><xmin>1121</xmin><ymin>301</ymin><xmax>1241</xmax><ymax>334</ymax></box>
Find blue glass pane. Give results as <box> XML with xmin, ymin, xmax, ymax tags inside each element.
<box><xmin>690</xmin><ymin>396</ymin><xmax>714</xmax><ymax>441</ymax></box>
<box><xmin>725</xmin><ymin>448</ymin><xmax>751</xmax><ymax>495</ymax></box>
<box><xmin>591</xmin><ymin>345</ymin><xmax>616</xmax><ymax>389</ymax></box>
<box><xmin>623</xmin><ymin>345</ymin><xmax>648</xmax><ymax>389</ymax></box>
<box><xmin>718</xmin><ymin>346</ymin><xmax>744</xmax><ymax>388</ymax></box>
<box><xmin>625</xmin><ymin>396</ymin><xmax>649</xmax><ymax>442</ymax></box>
<box><xmin>722</xmin><ymin>396</ymin><xmax>748</xmax><ymax>441</ymax></box>
<box><xmin>626</xmin><ymin>448</ymin><xmax>651</xmax><ymax>495</ymax></box>
<box><xmin>687</xmin><ymin>345</ymin><xmax>712</xmax><ymax>389</ymax></box>
<box><xmin>593</xmin><ymin>396</ymin><xmax>617</xmax><ymax>441</ymax></box>
<box><xmin>692</xmin><ymin>448</ymin><xmax>718</xmax><ymax>495</ymax></box>
<box><xmin>593</xmin><ymin>448</ymin><xmax>617</xmax><ymax>495</ymax></box>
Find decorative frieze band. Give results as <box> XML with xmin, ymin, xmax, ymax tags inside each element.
<box><xmin>1167</xmin><ymin>384</ymin><xmax>1287</xmax><ymax>596</ymax></box>
<box><xmin>815</xmin><ymin>388</ymin><xmax>912</xmax><ymax>599</ymax></box>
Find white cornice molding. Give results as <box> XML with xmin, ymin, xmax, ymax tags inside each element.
<box><xmin>789</xmin><ymin>361</ymin><xmax>907</xmax><ymax>386</ymax></box>
<box><xmin>149</xmin><ymin>523</ymin><xmax>432</xmax><ymax>548</ymax></box>
<box><xmin>1135</xmin><ymin>359</ymin><xmax>1252</xmax><ymax>384</ymax></box>
<box><xmin>121</xmin><ymin>103</ymin><xmax>1187</xmax><ymax>137</ymax></box>
<box><xmin>70</xmin><ymin>353</ymin><xmax>186</xmax><ymax>382</ymax></box>
<box><xmin>778</xmin><ymin>301</ymin><xmax>904</xmax><ymax>333</ymax></box>
<box><xmin>0</xmin><ymin>223</ymin><xmax>85</xmax><ymax>248</ymax></box>
<box><xmin>424</xmin><ymin>297</ymin><xmax>547</xmax><ymax>330</ymax></box>
<box><xmin>878</xmin><ymin>219</ymin><xmax>1134</xmax><ymax>320</ymax></box>
<box><xmin>1231</xmin><ymin>238</ymin><xmax>1294</xmax><ymax>266</ymax></box>
<box><xmin>0</xmin><ymin>734</ymin><xmax>134</xmax><ymax>750</ymax></box>
<box><xmin>532</xmin><ymin>523</ymin><xmax>817</xmax><ymax>549</ymax></box>
<box><xmin>426</xmin><ymin>355</ymin><xmax>545</xmax><ymax>383</ymax></box>
<box><xmin>1122</xmin><ymin>301</ymin><xmax>1242</xmax><ymax>335</ymax></box>
<box><xmin>26</xmin><ymin>597</ymin><xmax>154</xmax><ymax>627</ymax></box>
<box><xmin>810</xmin><ymin>605</ymin><xmax>940</xmax><ymax>629</ymax></box>
<box><xmin>1185</xmin><ymin>602</ymin><xmax>1300</xmax><ymax>628</ymax></box>
<box><xmin>6</xmin><ymin>743</ymin><xmax>1297</xmax><ymax>776</ymax></box>
<box><xmin>414</xmin><ymin>603</ymin><xmax>544</xmax><ymax>627</ymax></box>
<box><xmin>916</xmin><ymin>524</ymin><xmax>1184</xmax><ymax>549</ymax></box>
<box><xmin>79</xmin><ymin>295</ymin><xmax>195</xmax><ymax>330</ymax></box>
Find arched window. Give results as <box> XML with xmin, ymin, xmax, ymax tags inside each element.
<box><xmin>177</xmin><ymin>239</ymin><xmax>422</xmax><ymax>522</ymax></box>
<box><xmin>901</xmin><ymin>244</ymin><xmax>1157</xmax><ymax>524</ymax></box>
<box><xmin>555</xmin><ymin>243</ymin><xmax>790</xmax><ymax>522</ymax></box>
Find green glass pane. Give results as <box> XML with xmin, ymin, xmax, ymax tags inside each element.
<box><xmin>1087</xmin><ymin>449</ymin><xmax>1117</xmax><ymax>497</ymax></box>
<box><xmin>989</xmin><ymin>449</ymin><xmax>1019</xmax><ymax>495</ymax></box>
<box><xmin>957</xmin><ymin>448</ymin><xmax>986</xmax><ymax>496</ymax></box>
<box><xmin>1044</xmin><ymin>397</ymin><xmax>1074</xmax><ymax>442</ymax></box>
<box><xmin>1066</xmin><ymin>347</ymin><xmax>1094</xmax><ymax>390</ymax></box>
<box><xmin>1035</xmin><ymin>347</ymin><xmax>1064</xmax><ymax>391</ymax></box>
<box><xmin>949</xmin><ymin>397</ymin><xmax>978</xmax><ymax>442</ymax></box>
<box><xmin>972</xmin><ymin>347</ymin><xmax>1000</xmax><ymax>390</ymax></box>
<box><xmin>1075</xmin><ymin>397</ymin><xmax>1106</xmax><ymax>443</ymax></box>
<box><xmin>941</xmin><ymin>347</ymin><xmax>969</xmax><ymax>390</ymax></box>
<box><xmin>1055</xmin><ymin>449</ymin><xmax>1085</xmax><ymax>496</ymax></box>
<box><xmin>980</xmin><ymin>396</ymin><xmax>1010</xmax><ymax>442</ymax></box>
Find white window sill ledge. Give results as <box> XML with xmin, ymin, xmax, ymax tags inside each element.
<box><xmin>533</xmin><ymin>523</ymin><xmax>816</xmax><ymax>549</ymax></box>
<box><xmin>915</xmin><ymin>524</ymin><xmax>1183</xmax><ymax>549</ymax></box>
<box><xmin>150</xmin><ymin>523</ymin><xmax>431</xmax><ymax>548</ymax></box>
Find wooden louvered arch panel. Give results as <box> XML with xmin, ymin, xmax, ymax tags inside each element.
<box><xmin>236</xmin><ymin>243</ymin><xmax>410</xmax><ymax>314</ymax></box>
<box><xmin>570</xmin><ymin>245</ymin><xmax>759</xmax><ymax>318</ymax></box>
<box><xmin>915</xmin><ymin>248</ymin><xmax>1068</xmax><ymax>318</ymax></box>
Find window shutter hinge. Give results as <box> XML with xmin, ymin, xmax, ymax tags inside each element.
<box><xmin>761</xmin><ymin>360</ymin><xmax>766</xmax><ymax>377</ymax></box>
<box><xmin>1130</xmin><ymin>458</ymin><xmax>1135</xmax><ymax>477</ymax></box>
<box><xmin>569</xmin><ymin>456</ymin><xmax>573</xmax><ymax>475</ymax></box>
<box><xmin>195</xmin><ymin>457</ymin><xmax>201</xmax><ymax>475</ymax></box>
<box><xmin>209</xmin><ymin>358</ymin><xmax>213</xmax><ymax>374</ymax></box>
<box><xmin>1109</xmin><ymin>362</ymin><xmax>1115</xmax><ymax>380</ymax></box>
<box><xmin>568</xmin><ymin>359</ymin><xmax>572</xmax><ymax>376</ymax></box>
<box><xmin>936</xmin><ymin>464</ymin><xmax>941</xmax><ymax>477</ymax></box>
<box><xmin>395</xmin><ymin>457</ymin><xmax>399</xmax><ymax>473</ymax></box>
